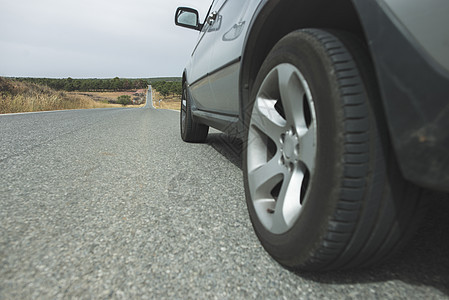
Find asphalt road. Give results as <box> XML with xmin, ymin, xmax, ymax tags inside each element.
<box><xmin>1</xmin><ymin>107</ymin><xmax>448</xmax><ymax>299</ymax></box>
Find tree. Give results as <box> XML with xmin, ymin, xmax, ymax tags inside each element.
<box><xmin>138</xmin><ymin>79</ymin><xmax>147</xmax><ymax>89</ymax></box>
<box><xmin>111</xmin><ymin>77</ymin><xmax>121</xmax><ymax>91</ymax></box>
<box><xmin>173</xmin><ymin>82</ymin><xmax>182</xmax><ymax>96</ymax></box>
<box><xmin>64</xmin><ymin>77</ymin><xmax>74</xmax><ymax>91</ymax></box>
<box><xmin>159</xmin><ymin>86</ymin><xmax>170</xmax><ymax>98</ymax></box>
<box><xmin>123</xmin><ymin>79</ymin><xmax>131</xmax><ymax>90</ymax></box>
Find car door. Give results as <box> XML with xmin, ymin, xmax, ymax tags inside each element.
<box><xmin>187</xmin><ymin>1</ymin><xmax>220</xmax><ymax>112</ymax></box>
<box><xmin>206</xmin><ymin>0</ymin><xmax>257</xmax><ymax>115</ymax></box>
<box><xmin>189</xmin><ymin>0</ymin><xmax>259</xmax><ymax>115</ymax></box>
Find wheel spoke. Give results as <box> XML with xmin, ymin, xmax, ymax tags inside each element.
<box><xmin>253</xmin><ymin>199</ymin><xmax>276</xmax><ymax>224</ymax></box>
<box><xmin>298</xmin><ymin>122</ymin><xmax>317</xmax><ymax>173</ymax></box>
<box><xmin>271</xmin><ymin>167</ymin><xmax>305</xmax><ymax>233</ymax></box>
<box><xmin>248</xmin><ymin>152</ymin><xmax>284</xmax><ymax>198</ymax></box>
<box><xmin>251</xmin><ymin>97</ymin><xmax>286</xmax><ymax>144</ymax></box>
<box><xmin>277</xmin><ymin>64</ymin><xmax>306</xmax><ymax>131</ymax></box>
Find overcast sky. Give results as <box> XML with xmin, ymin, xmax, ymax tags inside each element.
<box><xmin>0</xmin><ymin>0</ymin><xmax>212</xmax><ymax>78</ymax></box>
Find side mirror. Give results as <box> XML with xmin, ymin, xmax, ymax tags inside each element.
<box><xmin>175</xmin><ymin>7</ymin><xmax>202</xmax><ymax>31</ymax></box>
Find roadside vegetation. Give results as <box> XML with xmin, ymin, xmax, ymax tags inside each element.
<box><xmin>14</xmin><ymin>77</ymin><xmax>181</xmax><ymax>92</ymax></box>
<box><xmin>0</xmin><ymin>77</ymin><xmax>183</xmax><ymax>114</ymax></box>
<box><xmin>117</xmin><ymin>95</ymin><xmax>132</xmax><ymax>106</ymax></box>
<box><xmin>0</xmin><ymin>77</ymin><xmax>119</xmax><ymax>114</ymax></box>
<box><xmin>151</xmin><ymin>80</ymin><xmax>182</xmax><ymax>110</ymax></box>
<box><xmin>151</xmin><ymin>80</ymin><xmax>182</xmax><ymax>98</ymax></box>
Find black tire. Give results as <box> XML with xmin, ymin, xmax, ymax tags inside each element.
<box><xmin>243</xmin><ymin>29</ymin><xmax>423</xmax><ymax>271</ymax></box>
<box><xmin>180</xmin><ymin>82</ymin><xmax>209</xmax><ymax>142</ymax></box>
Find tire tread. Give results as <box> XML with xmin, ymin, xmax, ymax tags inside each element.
<box><xmin>299</xmin><ymin>29</ymin><xmax>422</xmax><ymax>270</ymax></box>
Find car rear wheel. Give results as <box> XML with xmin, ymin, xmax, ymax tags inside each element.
<box><xmin>243</xmin><ymin>29</ymin><xmax>423</xmax><ymax>271</ymax></box>
<box><xmin>180</xmin><ymin>82</ymin><xmax>209</xmax><ymax>142</ymax></box>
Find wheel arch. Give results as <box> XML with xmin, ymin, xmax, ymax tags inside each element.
<box><xmin>240</xmin><ymin>0</ymin><xmax>367</xmax><ymax>120</ymax></box>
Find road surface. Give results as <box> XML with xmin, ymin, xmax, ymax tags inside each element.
<box><xmin>1</xmin><ymin>107</ymin><xmax>448</xmax><ymax>299</ymax></box>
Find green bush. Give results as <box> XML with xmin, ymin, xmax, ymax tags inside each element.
<box><xmin>117</xmin><ymin>95</ymin><xmax>131</xmax><ymax>106</ymax></box>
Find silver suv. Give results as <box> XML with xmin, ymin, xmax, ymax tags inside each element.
<box><xmin>175</xmin><ymin>0</ymin><xmax>449</xmax><ymax>271</ymax></box>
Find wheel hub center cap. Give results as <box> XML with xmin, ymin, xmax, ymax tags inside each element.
<box><xmin>282</xmin><ymin>131</ymin><xmax>299</xmax><ymax>163</ymax></box>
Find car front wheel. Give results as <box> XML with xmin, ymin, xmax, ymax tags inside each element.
<box><xmin>243</xmin><ymin>29</ymin><xmax>423</xmax><ymax>271</ymax></box>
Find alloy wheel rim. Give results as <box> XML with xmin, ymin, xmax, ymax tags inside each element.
<box><xmin>247</xmin><ymin>63</ymin><xmax>317</xmax><ymax>234</ymax></box>
<box><xmin>181</xmin><ymin>88</ymin><xmax>187</xmax><ymax>134</ymax></box>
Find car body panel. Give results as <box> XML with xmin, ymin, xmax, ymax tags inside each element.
<box><xmin>352</xmin><ymin>0</ymin><xmax>449</xmax><ymax>191</ymax></box>
<box><xmin>380</xmin><ymin>0</ymin><xmax>449</xmax><ymax>73</ymax></box>
<box><xmin>188</xmin><ymin>0</ymin><xmax>261</xmax><ymax>115</ymax></box>
<box><xmin>178</xmin><ymin>0</ymin><xmax>449</xmax><ymax>192</ymax></box>
<box><xmin>187</xmin><ymin>15</ymin><xmax>214</xmax><ymax>112</ymax></box>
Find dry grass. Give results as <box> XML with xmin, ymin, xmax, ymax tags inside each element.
<box><xmin>152</xmin><ymin>90</ymin><xmax>180</xmax><ymax>110</ymax></box>
<box><xmin>70</xmin><ymin>90</ymin><xmax>146</xmax><ymax>107</ymax></box>
<box><xmin>0</xmin><ymin>77</ymin><xmax>118</xmax><ymax>114</ymax></box>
